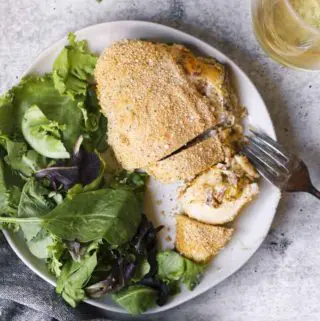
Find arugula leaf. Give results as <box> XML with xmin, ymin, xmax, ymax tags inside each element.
<box><xmin>112</xmin><ymin>285</ymin><xmax>157</xmax><ymax>315</ymax></box>
<box><xmin>53</xmin><ymin>33</ymin><xmax>97</xmax><ymax>98</ymax></box>
<box><xmin>22</xmin><ymin>105</ymin><xmax>70</xmax><ymax>159</ymax></box>
<box><xmin>56</xmin><ymin>241</ymin><xmax>99</xmax><ymax>307</ymax></box>
<box><xmin>156</xmin><ymin>250</ymin><xmax>185</xmax><ymax>281</ymax></box>
<box><xmin>0</xmin><ymin>135</ymin><xmax>48</xmax><ymax>177</ymax></box>
<box><xmin>0</xmin><ymin>189</ymin><xmax>141</xmax><ymax>245</ymax></box>
<box><xmin>182</xmin><ymin>258</ymin><xmax>207</xmax><ymax>290</ymax></box>
<box><xmin>11</xmin><ymin>75</ymin><xmax>84</xmax><ymax>151</ymax></box>
<box><xmin>43</xmin><ymin>189</ymin><xmax>141</xmax><ymax>244</ymax></box>
<box><xmin>18</xmin><ymin>178</ymin><xmax>56</xmax><ymax>241</ymax></box>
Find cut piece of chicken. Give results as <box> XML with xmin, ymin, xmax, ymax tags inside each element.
<box><xmin>146</xmin><ymin>136</ymin><xmax>225</xmax><ymax>183</ymax></box>
<box><xmin>175</xmin><ymin>215</ymin><xmax>234</xmax><ymax>263</ymax></box>
<box><xmin>95</xmin><ymin>40</ymin><xmax>243</xmax><ymax>171</ymax></box>
<box><xmin>179</xmin><ymin>155</ymin><xmax>259</xmax><ymax>225</ymax></box>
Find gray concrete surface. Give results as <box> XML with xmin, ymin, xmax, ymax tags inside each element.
<box><xmin>1</xmin><ymin>0</ymin><xmax>320</xmax><ymax>320</ymax></box>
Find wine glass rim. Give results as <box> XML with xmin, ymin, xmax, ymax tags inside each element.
<box><xmin>285</xmin><ymin>0</ymin><xmax>320</xmax><ymax>35</ymax></box>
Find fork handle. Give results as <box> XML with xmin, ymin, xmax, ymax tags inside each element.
<box><xmin>308</xmin><ymin>185</ymin><xmax>320</xmax><ymax>200</ymax></box>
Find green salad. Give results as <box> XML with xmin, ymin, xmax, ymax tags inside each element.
<box><xmin>0</xmin><ymin>33</ymin><xmax>206</xmax><ymax>315</ymax></box>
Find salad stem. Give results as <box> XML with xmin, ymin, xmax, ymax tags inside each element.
<box><xmin>0</xmin><ymin>217</ymin><xmax>41</xmax><ymax>224</ymax></box>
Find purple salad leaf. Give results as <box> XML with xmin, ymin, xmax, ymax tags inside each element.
<box><xmin>35</xmin><ymin>136</ymin><xmax>102</xmax><ymax>191</ymax></box>
<box><xmin>77</xmin><ymin>148</ymin><xmax>100</xmax><ymax>185</ymax></box>
<box><xmin>85</xmin><ymin>258</ymin><xmax>136</xmax><ymax>298</ymax></box>
<box><xmin>131</xmin><ymin>214</ymin><xmax>163</xmax><ymax>276</ymax></box>
<box><xmin>35</xmin><ymin>166</ymin><xmax>79</xmax><ymax>190</ymax></box>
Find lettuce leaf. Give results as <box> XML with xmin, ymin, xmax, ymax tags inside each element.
<box><xmin>0</xmin><ymin>159</ymin><xmax>23</xmax><ymax>231</ymax></box>
<box><xmin>0</xmin><ymin>135</ymin><xmax>48</xmax><ymax>177</ymax></box>
<box><xmin>112</xmin><ymin>285</ymin><xmax>157</xmax><ymax>315</ymax></box>
<box><xmin>10</xmin><ymin>75</ymin><xmax>84</xmax><ymax>151</ymax></box>
<box><xmin>27</xmin><ymin>230</ymin><xmax>55</xmax><ymax>259</ymax></box>
<box><xmin>22</xmin><ymin>105</ymin><xmax>70</xmax><ymax>159</ymax></box>
<box><xmin>156</xmin><ymin>250</ymin><xmax>207</xmax><ymax>291</ymax></box>
<box><xmin>182</xmin><ymin>257</ymin><xmax>207</xmax><ymax>290</ymax></box>
<box><xmin>53</xmin><ymin>33</ymin><xmax>98</xmax><ymax>98</ymax></box>
<box><xmin>157</xmin><ymin>251</ymin><xmax>185</xmax><ymax>281</ymax></box>
<box><xmin>0</xmin><ymin>159</ymin><xmax>22</xmax><ymax>216</ymax></box>
<box><xmin>47</xmin><ymin>236</ymin><xmax>66</xmax><ymax>277</ymax></box>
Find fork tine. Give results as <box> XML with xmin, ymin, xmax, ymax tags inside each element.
<box><xmin>242</xmin><ymin>143</ymin><xmax>280</xmax><ymax>176</ymax></box>
<box><xmin>246</xmin><ymin>136</ymin><xmax>290</xmax><ymax>173</ymax></box>
<box><xmin>249</xmin><ymin>127</ymin><xmax>293</xmax><ymax>160</ymax></box>
<box><xmin>242</xmin><ymin>145</ymin><xmax>282</xmax><ymax>185</ymax></box>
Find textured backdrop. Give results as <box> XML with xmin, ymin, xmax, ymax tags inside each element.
<box><xmin>0</xmin><ymin>1</ymin><xmax>320</xmax><ymax>321</ymax></box>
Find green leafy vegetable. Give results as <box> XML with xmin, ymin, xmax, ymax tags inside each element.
<box><xmin>18</xmin><ymin>178</ymin><xmax>56</xmax><ymax>241</ymax></box>
<box><xmin>0</xmin><ymin>93</ymin><xmax>14</xmax><ymax>135</ymax></box>
<box><xmin>0</xmin><ymin>159</ymin><xmax>22</xmax><ymax>217</ymax></box>
<box><xmin>27</xmin><ymin>230</ymin><xmax>54</xmax><ymax>259</ymax></box>
<box><xmin>43</xmin><ymin>189</ymin><xmax>141</xmax><ymax>244</ymax></box>
<box><xmin>83</xmin><ymin>86</ymin><xmax>108</xmax><ymax>152</ymax></box>
<box><xmin>109</xmin><ymin>171</ymin><xmax>148</xmax><ymax>207</ymax></box>
<box><xmin>157</xmin><ymin>250</ymin><xmax>185</xmax><ymax>282</ymax></box>
<box><xmin>22</xmin><ymin>105</ymin><xmax>70</xmax><ymax>159</ymax></box>
<box><xmin>112</xmin><ymin>285</ymin><xmax>157</xmax><ymax>315</ymax></box>
<box><xmin>47</xmin><ymin>236</ymin><xmax>66</xmax><ymax>277</ymax></box>
<box><xmin>0</xmin><ymin>189</ymin><xmax>141</xmax><ymax>245</ymax></box>
<box><xmin>156</xmin><ymin>250</ymin><xmax>207</xmax><ymax>290</ymax></box>
<box><xmin>53</xmin><ymin>33</ymin><xmax>97</xmax><ymax>98</ymax></box>
<box><xmin>0</xmin><ymin>135</ymin><xmax>48</xmax><ymax>177</ymax></box>
<box><xmin>182</xmin><ymin>258</ymin><xmax>207</xmax><ymax>290</ymax></box>
<box><xmin>131</xmin><ymin>258</ymin><xmax>150</xmax><ymax>282</ymax></box>
<box><xmin>56</xmin><ymin>241</ymin><xmax>99</xmax><ymax>307</ymax></box>
<box><xmin>11</xmin><ymin>75</ymin><xmax>84</xmax><ymax>151</ymax></box>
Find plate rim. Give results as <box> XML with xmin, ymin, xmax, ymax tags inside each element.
<box><xmin>3</xmin><ymin>20</ymin><xmax>281</xmax><ymax>314</ymax></box>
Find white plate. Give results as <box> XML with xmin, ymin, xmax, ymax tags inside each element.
<box><xmin>3</xmin><ymin>21</ymin><xmax>281</xmax><ymax>314</ymax></box>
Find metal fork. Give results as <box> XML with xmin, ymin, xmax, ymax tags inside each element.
<box><xmin>242</xmin><ymin>128</ymin><xmax>320</xmax><ymax>200</ymax></box>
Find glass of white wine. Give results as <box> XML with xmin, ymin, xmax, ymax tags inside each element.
<box><xmin>251</xmin><ymin>0</ymin><xmax>320</xmax><ymax>70</ymax></box>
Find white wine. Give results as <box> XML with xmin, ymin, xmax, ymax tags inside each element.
<box><xmin>252</xmin><ymin>0</ymin><xmax>320</xmax><ymax>70</ymax></box>
<box><xmin>290</xmin><ymin>0</ymin><xmax>320</xmax><ymax>30</ymax></box>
